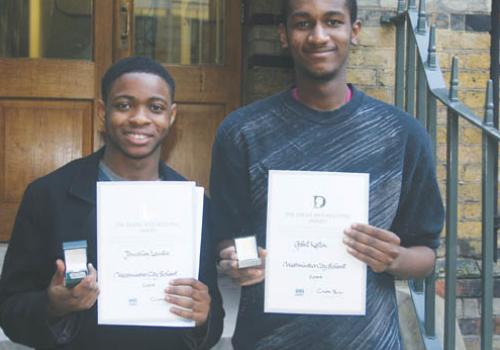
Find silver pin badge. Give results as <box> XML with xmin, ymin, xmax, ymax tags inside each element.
<box><xmin>235</xmin><ymin>236</ymin><xmax>261</xmax><ymax>269</ymax></box>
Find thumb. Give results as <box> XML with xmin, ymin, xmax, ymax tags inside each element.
<box><xmin>258</xmin><ymin>247</ymin><xmax>267</xmax><ymax>267</ymax></box>
<box><xmin>87</xmin><ymin>263</ymin><xmax>98</xmax><ymax>281</ymax></box>
<box><xmin>50</xmin><ymin>259</ymin><xmax>66</xmax><ymax>286</ymax></box>
<box><xmin>258</xmin><ymin>247</ymin><xmax>267</xmax><ymax>258</ymax></box>
<box><xmin>220</xmin><ymin>246</ymin><xmax>237</xmax><ymax>260</ymax></box>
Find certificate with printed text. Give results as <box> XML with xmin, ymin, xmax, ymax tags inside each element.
<box><xmin>97</xmin><ymin>182</ymin><xmax>203</xmax><ymax>327</ymax></box>
<box><xmin>265</xmin><ymin>170</ymin><xmax>369</xmax><ymax>315</ymax></box>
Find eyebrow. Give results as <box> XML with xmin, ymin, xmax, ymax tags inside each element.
<box><xmin>111</xmin><ymin>94</ymin><xmax>134</xmax><ymax>100</ymax></box>
<box><xmin>148</xmin><ymin>96</ymin><xmax>169</xmax><ymax>103</ymax></box>
<box><xmin>111</xmin><ymin>95</ymin><xmax>169</xmax><ymax>103</ymax></box>
<box><xmin>290</xmin><ymin>10</ymin><xmax>346</xmax><ymax>18</ymax></box>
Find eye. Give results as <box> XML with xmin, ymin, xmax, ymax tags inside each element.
<box><xmin>150</xmin><ymin>103</ymin><xmax>166</xmax><ymax>113</ymax></box>
<box><xmin>114</xmin><ymin>101</ymin><xmax>131</xmax><ymax>111</ymax></box>
<box><xmin>293</xmin><ymin>20</ymin><xmax>311</xmax><ymax>29</ymax></box>
<box><xmin>326</xmin><ymin>19</ymin><xmax>342</xmax><ymax>27</ymax></box>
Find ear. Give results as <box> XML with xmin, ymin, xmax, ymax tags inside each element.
<box><xmin>97</xmin><ymin>99</ymin><xmax>106</xmax><ymax>130</ymax></box>
<box><xmin>278</xmin><ymin>23</ymin><xmax>289</xmax><ymax>49</ymax></box>
<box><xmin>169</xmin><ymin>103</ymin><xmax>177</xmax><ymax>127</ymax></box>
<box><xmin>350</xmin><ymin>20</ymin><xmax>362</xmax><ymax>46</ymax></box>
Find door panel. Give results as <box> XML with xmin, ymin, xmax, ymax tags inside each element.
<box><xmin>162</xmin><ymin>103</ymin><xmax>226</xmax><ymax>189</ymax></box>
<box><xmin>167</xmin><ymin>67</ymin><xmax>239</xmax><ymax>102</ymax></box>
<box><xmin>0</xmin><ymin>100</ymin><xmax>92</xmax><ymax>238</ymax></box>
<box><xmin>0</xmin><ymin>60</ymin><xmax>95</xmax><ymax>98</ymax></box>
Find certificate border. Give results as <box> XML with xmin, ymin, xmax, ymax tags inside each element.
<box><xmin>96</xmin><ymin>181</ymin><xmax>200</xmax><ymax>327</ymax></box>
<box><xmin>264</xmin><ymin>170</ymin><xmax>369</xmax><ymax>316</ymax></box>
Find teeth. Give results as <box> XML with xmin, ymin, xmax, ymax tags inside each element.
<box><xmin>129</xmin><ymin>133</ymin><xmax>148</xmax><ymax>140</ymax></box>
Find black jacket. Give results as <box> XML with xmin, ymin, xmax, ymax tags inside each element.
<box><xmin>0</xmin><ymin>149</ymin><xmax>223</xmax><ymax>349</ymax></box>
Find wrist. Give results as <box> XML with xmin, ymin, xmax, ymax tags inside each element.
<box><xmin>385</xmin><ymin>245</ymin><xmax>406</xmax><ymax>277</ymax></box>
<box><xmin>47</xmin><ymin>303</ymin><xmax>65</xmax><ymax>320</ymax></box>
<box><xmin>385</xmin><ymin>246</ymin><xmax>436</xmax><ymax>279</ymax></box>
<box><xmin>47</xmin><ymin>291</ymin><xmax>69</xmax><ymax>320</ymax></box>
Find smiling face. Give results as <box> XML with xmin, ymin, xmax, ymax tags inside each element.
<box><xmin>279</xmin><ymin>0</ymin><xmax>361</xmax><ymax>82</ymax></box>
<box><xmin>100</xmin><ymin>72</ymin><xmax>176</xmax><ymax>163</ymax></box>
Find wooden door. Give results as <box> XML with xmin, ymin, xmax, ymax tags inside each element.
<box><xmin>0</xmin><ymin>1</ymin><xmax>114</xmax><ymax>240</ymax></box>
<box><xmin>0</xmin><ymin>0</ymin><xmax>241</xmax><ymax>241</ymax></box>
<box><xmin>114</xmin><ymin>0</ymin><xmax>242</xmax><ymax>190</ymax></box>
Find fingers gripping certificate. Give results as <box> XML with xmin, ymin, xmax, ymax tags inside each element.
<box><xmin>97</xmin><ymin>182</ymin><xmax>203</xmax><ymax>327</ymax></box>
<box><xmin>265</xmin><ymin>171</ymin><xmax>369</xmax><ymax>315</ymax></box>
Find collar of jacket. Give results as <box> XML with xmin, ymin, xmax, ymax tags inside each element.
<box><xmin>67</xmin><ymin>147</ymin><xmax>174</xmax><ymax>205</ymax></box>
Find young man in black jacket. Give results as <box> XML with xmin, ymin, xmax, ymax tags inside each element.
<box><xmin>0</xmin><ymin>56</ymin><xmax>223</xmax><ymax>350</ymax></box>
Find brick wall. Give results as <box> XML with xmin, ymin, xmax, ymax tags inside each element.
<box><xmin>242</xmin><ymin>1</ymin><xmax>495</xmax><ymax>349</ymax></box>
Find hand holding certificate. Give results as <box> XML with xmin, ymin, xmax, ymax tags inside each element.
<box><xmin>265</xmin><ymin>170</ymin><xmax>369</xmax><ymax>315</ymax></box>
<box><xmin>97</xmin><ymin>181</ymin><xmax>204</xmax><ymax>327</ymax></box>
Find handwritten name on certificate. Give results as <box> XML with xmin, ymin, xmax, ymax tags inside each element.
<box><xmin>97</xmin><ymin>182</ymin><xmax>203</xmax><ymax>327</ymax></box>
<box><xmin>265</xmin><ymin>170</ymin><xmax>369</xmax><ymax>315</ymax></box>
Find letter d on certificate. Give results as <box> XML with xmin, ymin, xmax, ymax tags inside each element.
<box><xmin>265</xmin><ymin>170</ymin><xmax>369</xmax><ymax>315</ymax></box>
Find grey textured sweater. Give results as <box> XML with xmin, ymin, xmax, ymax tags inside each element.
<box><xmin>210</xmin><ymin>86</ymin><xmax>444</xmax><ymax>350</ymax></box>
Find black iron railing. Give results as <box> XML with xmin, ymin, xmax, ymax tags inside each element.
<box><xmin>384</xmin><ymin>1</ymin><xmax>498</xmax><ymax>349</ymax></box>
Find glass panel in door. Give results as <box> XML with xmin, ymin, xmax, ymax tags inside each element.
<box><xmin>0</xmin><ymin>0</ymin><xmax>93</xmax><ymax>59</ymax></box>
<box><xmin>133</xmin><ymin>0</ymin><xmax>225</xmax><ymax>65</ymax></box>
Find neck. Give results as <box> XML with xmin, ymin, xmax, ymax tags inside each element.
<box><xmin>295</xmin><ymin>72</ymin><xmax>349</xmax><ymax>111</ymax></box>
<box><xmin>102</xmin><ymin>148</ymin><xmax>161</xmax><ymax>181</ymax></box>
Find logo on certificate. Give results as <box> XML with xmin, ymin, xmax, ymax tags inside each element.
<box><xmin>295</xmin><ymin>288</ymin><xmax>305</xmax><ymax>296</ymax></box>
<box><xmin>313</xmin><ymin>195</ymin><xmax>326</xmax><ymax>209</ymax></box>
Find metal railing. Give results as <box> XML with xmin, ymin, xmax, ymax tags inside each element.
<box><xmin>384</xmin><ymin>1</ymin><xmax>498</xmax><ymax>349</ymax></box>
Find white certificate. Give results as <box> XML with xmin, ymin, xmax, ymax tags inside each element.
<box><xmin>265</xmin><ymin>170</ymin><xmax>369</xmax><ymax>315</ymax></box>
<box><xmin>97</xmin><ymin>181</ymin><xmax>204</xmax><ymax>327</ymax></box>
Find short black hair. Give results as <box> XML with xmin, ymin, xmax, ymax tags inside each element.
<box><xmin>281</xmin><ymin>0</ymin><xmax>358</xmax><ymax>25</ymax></box>
<box><xmin>101</xmin><ymin>56</ymin><xmax>176</xmax><ymax>105</ymax></box>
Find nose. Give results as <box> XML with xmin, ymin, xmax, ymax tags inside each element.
<box><xmin>129</xmin><ymin>106</ymin><xmax>151</xmax><ymax>125</ymax></box>
<box><xmin>308</xmin><ymin>24</ymin><xmax>328</xmax><ymax>45</ymax></box>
